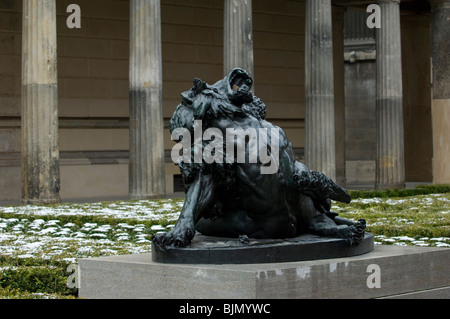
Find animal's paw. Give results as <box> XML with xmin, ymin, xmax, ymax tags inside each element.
<box><xmin>238</xmin><ymin>234</ymin><xmax>250</xmax><ymax>244</ymax></box>
<box><xmin>346</xmin><ymin>219</ymin><xmax>366</xmax><ymax>247</ymax></box>
<box><xmin>152</xmin><ymin>226</ymin><xmax>195</xmax><ymax>252</ymax></box>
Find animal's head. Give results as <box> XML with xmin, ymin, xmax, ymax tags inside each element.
<box><xmin>225</xmin><ymin>68</ymin><xmax>254</xmax><ymax>106</ymax></box>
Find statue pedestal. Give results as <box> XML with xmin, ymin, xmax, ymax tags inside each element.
<box><xmin>78</xmin><ymin>239</ymin><xmax>450</xmax><ymax>299</ymax></box>
<box><xmin>151</xmin><ymin>233</ymin><xmax>374</xmax><ymax>264</ymax></box>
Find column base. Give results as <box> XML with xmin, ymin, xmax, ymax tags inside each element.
<box><xmin>129</xmin><ymin>193</ymin><xmax>167</xmax><ymax>200</ymax></box>
<box><xmin>22</xmin><ymin>197</ymin><xmax>60</xmax><ymax>205</ymax></box>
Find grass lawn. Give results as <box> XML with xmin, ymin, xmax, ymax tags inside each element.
<box><xmin>0</xmin><ymin>185</ymin><xmax>449</xmax><ymax>299</ymax></box>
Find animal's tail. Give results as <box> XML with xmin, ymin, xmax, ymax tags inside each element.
<box><xmin>293</xmin><ymin>163</ymin><xmax>351</xmax><ymax>212</ymax></box>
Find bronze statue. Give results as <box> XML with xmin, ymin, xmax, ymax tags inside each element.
<box><xmin>152</xmin><ymin>68</ymin><xmax>365</xmax><ymax>251</ymax></box>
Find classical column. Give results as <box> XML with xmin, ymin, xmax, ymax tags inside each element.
<box><xmin>332</xmin><ymin>6</ymin><xmax>346</xmax><ymax>185</ymax></box>
<box><xmin>305</xmin><ymin>0</ymin><xmax>336</xmax><ymax>180</ymax></box>
<box><xmin>375</xmin><ymin>0</ymin><xmax>405</xmax><ymax>189</ymax></box>
<box><xmin>223</xmin><ymin>0</ymin><xmax>254</xmax><ymax>78</ymax></box>
<box><xmin>129</xmin><ymin>0</ymin><xmax>165</xmax><ymax>199</ymax></box>
<box><xmin>21</xmin><ymin>0</ymin><xmax>60</xmax><ymax>204</ymax></box>
<box><xmin>430</xmin><ymin>0</ymin><xmax>450</xmax><ymax>184</ymax></box>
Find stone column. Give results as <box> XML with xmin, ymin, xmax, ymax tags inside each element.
<box><xmin>223</xmin><ymin>0</ymin><xmax>254</xmax><ymax>78</ymax></box>
<box><xmin>129</xmin><ymin>0</ymin><xmax>165</xmax><ymax>199</ymax></box>
<box><xmin>305</xmin><ymin>0</ymin><xmax>336</xmax><ymax>180</ymax></box>
<box><xmin>21</xmin><ymin>0</ymin><xmax>60</xmax><ymax>204</ymax></box>
<box><xmin>430</xmin><ymin>0</ymin><xmax>450</xmax><ymax>184</ymax></box>
<box><xmin>332</xmin><ymin>6</ymin><xmax>346</xmax><ymax>185</ymax></box>
<box><xmin>375</xmin><ymin>0</ymin><xmax>405</xmax><ymax>189</ymax></box>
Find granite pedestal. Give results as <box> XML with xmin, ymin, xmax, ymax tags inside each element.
<box><xmin>78</xmin><ymin>236</ymin><xmax>449</xmax><ymax>299</ymax></box>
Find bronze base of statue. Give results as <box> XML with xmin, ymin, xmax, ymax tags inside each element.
<box><xmin>152</xmin><ymin>232</ymin><xmax>374</xmax><ymax>264</ymax></box>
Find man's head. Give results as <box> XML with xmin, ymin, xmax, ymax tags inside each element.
<box><xmin>226</xmin><ymin>68</ymin><xmax>254</xmax><ymax>106</ymax></box>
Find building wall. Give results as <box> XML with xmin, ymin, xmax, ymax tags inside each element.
<box><xmin>401</xmin><ymin>14</ymin><xmax>433</xmax><ymax>183</ymax></box>
<box><xmin>253</xmin><ymin>0</ymin><xmax>306</xmax><ymax>149</ymax></box>
<box><xmin>343</xmin><ymin>11</ymin><xmax>433</xmax><ymax>187</ymax></box>
<box><xmin>0</xmin><ymin>0</ymin><xmax>437</xmax><ymax>201</ymax></box>
<box><xmin>1</xmin><ymin>0</ymin><xmax>132</xmax><ymax>200</ymax></box>
<box><xmin>342</xmin><ymin>8</ymin><xmax>376</xmax><ymax>187</ymax></box>
<box><xmin>0</xmin><ymin>0</ymin><xmax>307</xmax><ymax>201</ymax></box>
<box><xmin>344</xmin><ymin>60</ymin><xmax>376</xmax><ymax>186</ymax></box>
<box><xmin>0</xmin><ymin>0</ymin><xmax>22</xmax><ymax>201</ymax></box>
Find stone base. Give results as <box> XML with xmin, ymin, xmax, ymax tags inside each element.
<box><xmin>78</xmin><ymin>245</ymin><xmax>449</xmax><ymax>299</ymax></box>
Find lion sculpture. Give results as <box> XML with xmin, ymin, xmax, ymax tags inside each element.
<box><xmin>152</xmin><ymin>68</ymin><xmax>365</xmax><ymax>251</ymax></box>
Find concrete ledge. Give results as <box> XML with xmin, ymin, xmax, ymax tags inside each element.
<box><xmin>78</xmin><ymin>245</ymin><xmax>450</xmax><ymax>299</ymax></box>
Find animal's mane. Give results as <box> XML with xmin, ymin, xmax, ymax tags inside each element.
<box><xmin>170</xmin><ymin>76</ymin><xmax>267</xmax><ymax>135</ymax></box>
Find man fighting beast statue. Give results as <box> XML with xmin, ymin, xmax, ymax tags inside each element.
<box><xmin>152</xmin><ymin>68</ymin><xmax>366</xmax><ymax>251</ymax></box>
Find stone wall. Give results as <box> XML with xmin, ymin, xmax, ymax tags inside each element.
<box><xmin>344</xmin><ymin>60</ymin><xmax>376</xmax><ymax>186</ymax></box>
<box><xmin>343</xmin><ymin>13</ymin><xmax>433</xmax><ymax>187</ymax></box>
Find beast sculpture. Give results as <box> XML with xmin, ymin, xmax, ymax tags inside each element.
<box><xmin>152</xmin><ymin>68</ymin><xmax>366</xmax><ymax>251</ymax></box>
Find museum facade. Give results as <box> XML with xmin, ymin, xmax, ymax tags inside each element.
<box><xmin>0</xmin><ymin>0</ymin><xmax>448</xmax><ymax>203</ymax></box>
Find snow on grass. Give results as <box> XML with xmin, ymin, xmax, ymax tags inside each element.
<box><xmin>0</xmin><ymin>198</ymin><xmax>182</xmax><ymax>261</ymax></box>
<box><xmin>0</xmin><ymin>199</ymin><xmax>181</xmax><ymax>222</ymax></box>
<box><xmin>336</xmin><ymin>193</ymin><xmax>450</xmax><ymax>246</ymax></box>
<box><xmin>0</xmin><ymin>194</ymin><xmax>449</xmax><ymax>262</ymax></box>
